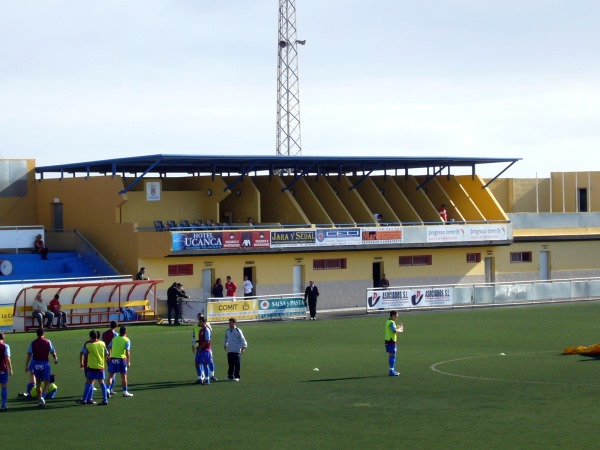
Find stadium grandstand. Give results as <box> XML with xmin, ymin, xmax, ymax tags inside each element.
<box><xmin>3</xmin><ymin>154</ymin><xmax>600</xmax><ymax>330</ymax></box>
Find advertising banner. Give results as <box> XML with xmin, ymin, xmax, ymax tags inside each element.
<box><xmin>0</xmin><ymin>304</ymin><xmax>13</xmax><ymax>332</ymax></box>
<box><xmin>467</xmin><ymin>224</ymin><xmax>508</xmax><ymax>241</ymax></box>
<box><xmin>236</xmin><ymin>230</ymin><xmax>271</xmax><ymax>249</ymax></box>
<box><xmin>366</xmin><ymin>287</ymin><xmax>453</xmax><ymax>310</ymax></box>
<box><xmin>172</xmin><ymin>231</ymin><xmax>223</xmax><ymax>251</ymax></box>
<box><xmin>426</xmin><ymin>225</ymin><xmax>465</xmax><ymax>242</ymax></box>
<box><xmin>258</xmin><ymin>297</ymin><xmax>306</xmax><ymax>319</ymax></box>
<box><xmin>427</xmin><ymin>224</ymin><xmax>508</xmax><ymax>243</ymax></box>
<box><xmin>315</xmin><ymin>228</ymin><xmax>362</xmax><ymax>246</ymax></box>
<box><xmin>206</xmin><ymin>299</ymin><xmax>258</xmax><ymax>321</ymax></box>
<box><xmin>361</xmin><ymin>227</ymin><xmax>403</xmax><ymax>244</ymax></box>
<box><xmin>270</xmin><ymin>230</ymin><xmax>316</xmax><ymax>247</ymax></box>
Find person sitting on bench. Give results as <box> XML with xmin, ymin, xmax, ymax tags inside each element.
<box><xmin>32</xmin><ymin>294</ymin><xmax>54</xmax><ymax>328</ymax></box>
<box><xmin>34</xmin><ymin>234</ymin><xmax>49</xmax><ymax>260</ymax></box>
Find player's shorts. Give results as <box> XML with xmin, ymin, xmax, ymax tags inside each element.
<box><xmin>0</xmin><ymin>371</ymin><xmax>8</xmax><ymax>384</ymax></box>
<box><xmin>108</xmin><ymin>358</ymin><xmax>128</xmax><ymax>374</ymax></box>
<box><xmin>32</xmin><ymin>360</ymin><xmax>51</xmax><ymax>382</ymax></box>
<box><xmin>385</xmin><ymin>342</ymin><xmax>397</xmax><ymax>354</ymax></box>
<box><xmin>195</xmin><ymin>349</ymin><xmax>213</xmax><ymax>365</ymax></box>
<box><xmin>86</xmin><ymin>369</ymin><xmax>105</xmax><ymax>381</ymax></box>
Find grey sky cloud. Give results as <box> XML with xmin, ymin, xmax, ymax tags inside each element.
<box><xmin>1</xmin><ymin>0</ymin><xmax>598</xmax><ymax>178</ymax></box>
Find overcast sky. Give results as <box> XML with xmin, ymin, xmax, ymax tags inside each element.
<box><xmin>1</xmin><ymin>0</ymin><xmax>598</xmax><ymax>178</ymax></box>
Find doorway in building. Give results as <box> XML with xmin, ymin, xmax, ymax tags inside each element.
<box><xmin>484</xmin><ymin>257</ymin><xmax>495</xmax><ymax>284</ymax></box>
<box><xmin>372</xmin><ymin>262</ymin><xmax>383</xmax><ymax>288</ymax></box>
<box><xmin>293</xmin><ymin>265</ymin><xmax>304</xmax><ymax>295</ymax></box>
<box><xmin>539</xmin><ymin>251</ymin><xmax>550</xmax><ymax>280</ymax></box>
<box><xmin>578</xmin><ymin>188</ymin><xmax>588</xmax><ymax>212</ymax></box>
<box><xmin>52</xmin><ymin>202</ymin><xmax>64</xmax><ymax>230</ymax></box>
<box><xmin>202</xmin><ymin>269</ymin><xmax>213</xmax><ymax>300</ymax></box>
<box><xmin>243</xmin><ymin>266</ymin><xmax>255</xmax><ymax>296</ymax></box>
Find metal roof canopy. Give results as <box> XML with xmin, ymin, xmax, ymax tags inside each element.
<box><xmin>35</xmin><ymin>154</ymin><xmax>520</xmax><ymax>194</ymax></box>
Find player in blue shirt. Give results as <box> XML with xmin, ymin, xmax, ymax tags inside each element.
<box><xmin>25</xmin><ymin>328</ymin><xmax>58</xmax><ymax>408</ymax></box>
<box><xmin>192</xmin><ymin>313</ymin><xmax>217</xmax><ymax>382</ymax></box>
<box><xmin>195</xmin><ymin>317</ymin><xmax>213</xmax><ymax>385</ymax></box>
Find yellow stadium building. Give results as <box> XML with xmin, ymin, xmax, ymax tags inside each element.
<box><xmin>1</xmin><ymin>155</ymin><xmax>599</xmax><ymax>316</ymax></box>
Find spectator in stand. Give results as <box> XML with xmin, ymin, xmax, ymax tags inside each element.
<box><xmin>31</xmin><ymin>293</ymin><xmax>54</xmax><ymax>329</ymax></box>
<box><xmin>438</xmin><ymin>204</ymin><xmax>448</xmax><ymax>222</ymax></box>
<box><xmin>247</xmin><ymin>217</ymin><xmax>254</xmax><ymax>227</ymax></box>
<box><xmin>212</xmin><ymin>278</ymin><xmax>224</xmax><ymax>298</ymax></box>
<box><xmin>34</xmin><ymin>234</ymin><xmax>49</xmax><ymax>260</ymax></box>
<box><xmin>136</xmin><ymin>267</ymin><xmax>148</xmax><ymax>280</ymax></box>
<box><xmin>225</xmin><ymin>276</ymin><xmax>237</xmax><ymax>298</ymax></box>
<box><xmin>243</xmin><ymin>275</ymin><xmax>253</xmax><ymax>297</ymax></box>
<box><xmin>48</xmin><ymin>294</ymin><xmax>68</xmax><ymax>328</ymax></box>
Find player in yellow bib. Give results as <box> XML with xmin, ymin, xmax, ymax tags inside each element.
<box><xmin>108</xmin><ymin>326</ymin><xmax>133</xmax><ymax>397</ymax></box>
<box><xmin>384</xmin><ymin>310</ymin><xmax>404</xmax><ymax>376</ymax></box>
<box><xmin>77</xmin><ymin>330</ymin><xmax>109</xmax><ymax>405</ymax></box>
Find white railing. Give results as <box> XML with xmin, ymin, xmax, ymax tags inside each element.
<box><xmin>365</xmin><ymin>277</ymin><xmax>600</xmax><ymax>312</ymax></box>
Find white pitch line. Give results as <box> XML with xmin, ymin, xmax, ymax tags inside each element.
<box><xmin>430</xmin><ymin>351</ymin><xmax>600</xmax><ymax>387</ymax></box>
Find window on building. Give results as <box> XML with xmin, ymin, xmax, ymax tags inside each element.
<box><xmin>466</xmin><ymin>253</ymin><xmax>481</xmax><ymax>263</ymax></box>
<box><xmin>510</xmin><ymin>252</ymin><xmax>532</xmax><ymax>263</ymax></box>
<box><xmin>313</xmin><ymin>258</ymin><xmax>347</xmax><ymax>270</ymax></box>
<box><xmin>168</xmin><ymin>264</ymin><xmax>194</xmax><ymax>276</ymax></box>
<box><xmin>399</xmin><ymin>255</ymin><xmax>432</xmax><ymax>266</ymax></box>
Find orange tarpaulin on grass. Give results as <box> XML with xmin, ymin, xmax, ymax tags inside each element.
<box><xmin>563</xmin><ymin>343</ymin><xmax>600</xmax><ymax>355</ymax></box>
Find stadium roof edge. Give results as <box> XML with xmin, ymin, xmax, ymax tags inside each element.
<box><xmin>35</xmin><ymin>154</ymin><xmax>521</xmax><ymax>179</ymax></box>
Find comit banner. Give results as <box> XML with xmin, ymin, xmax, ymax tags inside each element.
<box><xmin>206</xmin><ymin>299</ymin><xmax>258</xmax><ymax>321</ymax></box>
<box><xmin>366</xmin><ymin>288</ymin><xmax>453</xmax><ymax>310</ymax></box>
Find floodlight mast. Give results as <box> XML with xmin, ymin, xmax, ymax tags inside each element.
<box><xmin>276</xmin><ymin>0</ymin><xmax>305</xmax><ymax>156</ymax></box>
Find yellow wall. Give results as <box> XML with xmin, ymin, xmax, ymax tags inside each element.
<box><xmin>0</xmin><ymin>160</ymin><xmax>38</xmax><ymax>226</ymax></box>
<box><xmin>489</xmin><ymin>173</ymin><xmax>600</xmax><ymax>214</ymax></box>
<box><xmin>252</xmin><ymin>176</ymin><xmax>309</xmax><ymax>224</ymax></box>
<box><xmin>121</xmin><ymin>176</ymin><xmax>229</xmax><ymax>226</ymax></box>
<box><xmin>221</xmin><ymin>177</ymin><xmax>260</xmax><ymax>224</ymax></box>
<box><xmin>550</xmin><ymin>172</ymin><xmax>600</xmax><ymax>213</ymax></box>
<box><xmin>35</xmin><ymin>176</ymin><xmax>140</xmax><ymax>276</ymax></box>
<box><xmin>23</xmin><ymin>164</ymin><xmax>600</xmax><ymax>306</ymax></box>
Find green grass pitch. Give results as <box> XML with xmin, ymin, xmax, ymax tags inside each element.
<box><xmin>2</xmin><ymin>302</ymin><xmax>600</xmax><ymax>449</ymax></box>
